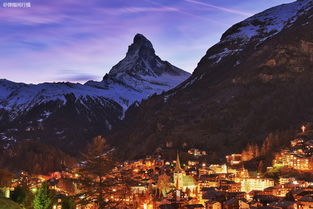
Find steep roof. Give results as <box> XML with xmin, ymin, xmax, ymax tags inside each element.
<box><xmin>174</xmin><ymin>151</ymin><xmax>184</xmax><ymax>172</ymax></box>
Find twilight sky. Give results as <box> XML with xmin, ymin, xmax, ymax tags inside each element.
<box><xmin>0</xmin><ymin>0</ymin><xmax>294</xmax><ymax>84</ymax></box>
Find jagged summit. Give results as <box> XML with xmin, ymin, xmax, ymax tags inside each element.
<box><xmin>108</xmin><ymin>33</ymin><xmax>156</xmax><ymax>76</ymax></box>
<box><xmin>107</xmin><ymin>33</ymin><xmax>188</xmax><ymax>77</ymax></box>
<box><xmin>121</xmin><ymin>33</ymin><xmax>155</xmax><ymax>65</ymax></box>
<box><xmin>128</xmin><ymin>33</ymin><xmax>154</xmax><ymax>56</ymax></box>
<box><xmin>133</xmin><ymin>33</ymin><xmax>150</xmax><ymax>43</ymax></box>
<box><xmin>86</xmin><ymin>33</ymin><xmax>190</xmax><ymax>108</ymax></box>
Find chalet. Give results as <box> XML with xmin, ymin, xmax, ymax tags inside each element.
<box><xmin>205</xmin><ymin>200</ymin><xmax>222</xmax><ymax>209</ymax></box>
<box><xmin>224</xmin><ymin>198</ymin><xmax>249</xmax><ymax>209</ymax></box>
<box><xmin>268</xmin><ymin>201</ymin><xmax>296</xmax><ymax>209</ymax></box>
<box><xmin>297</xmin><ymin>194</ymin><xmax>313</xmax><ymax>208</ymax></box>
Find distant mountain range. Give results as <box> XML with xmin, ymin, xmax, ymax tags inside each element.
<box><xmin>109</xmin><ymin>0</ymin><xmax>313</xmax><ymax>159</ymax></box>
<box><xmin>0</xmin><ymin>34</ymin><xmax>190</xmax><ymax>160</ymax></box>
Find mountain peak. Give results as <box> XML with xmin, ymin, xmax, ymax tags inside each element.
<box><xmin>133</xmin><ymin>33</ymin><xmax>152</xmax><ymax>46</ymax></box>
<box><xmin>85</xmin><ymin>33</ymin><xmax>190</xmax><ymax>108</ymax></box>
<box><xmin>126</xmin><ymin>33</ymin><xmax>155</xmax><ymax>58</ymax></box>
<box><xmin>107</xmin><ymin>33</ymin><xmax>189</xmax><ymax>78</ymax></box>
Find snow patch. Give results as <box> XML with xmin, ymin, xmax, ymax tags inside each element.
<box><xmin>208</xmin><ymin>48</ymin><xmax>242</xmax><ymax>64</ymax></box>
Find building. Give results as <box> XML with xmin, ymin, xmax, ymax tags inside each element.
<box><xmin>205</xmin><ymin>201</ymin><xmax>222</xmax><ymax>209</ymax></box>
<box><xmin>277</xmin><ymin>152</ymin><xmax>313</xmax><ymax>171</ymax></box>
<box><xmin>173</xmin><ymin>152</ymin><xmax>198</xmax><ymax>197</ymax></box>
<box><xmin>297</xmin><ymin>195</ymin><xmax>313</xmax><ymax>209</ymax></box>
<box><xmin>241</xmin><ymin>178</ymin><xmax>274</xmax><ymax>193</ymax></box>
<box><xmin>199</xmin><ymin>175</ymin><xmax>220</xmax><ymax>188</ymax></box>
<box><xmin>209</xmin><ymin>164</ymin><xmax>227</xmax><ymax>174</ymax></box>
<box><xmin>268</xmin><ymin>200</ymin><xmax>296</xmax><ymax>209</ymax></box>
<box><xmin>130</xmin><ymin>182</ymin><xmax>148</xmax><ymax>194</ymax></box>
<box><xmin>291</xmin><ymin>138</ymin><xmax>305</xmax><ymax>147</ymax></box>
<box><xmin>184</xmin><ymin>204</ymin><xmax>205</xmax><ymax>209</ymax></box>
<box><xmin>220</xmin><ymin>180</ymin><xmax>241</xmax><ymax>193</ymax></box>
<box><xmin>263</xmin><ymin>185</ymin><xmax>293</xmax><ymax>198</ymax></box>
<box><xmin>279</xmin><ymin>177</ymin><xmax>294</xmax><ymax>185</ymax></box>
<box><xmin>224</xmin><ymin>198</ymin><xmax>249</xmax><ymax>209</ymax></box>
<box><xmin>188</xmin><ymin>149</ymin><xmax>207</xmax><ymax>157</ymax></box>
<box><xmin>226</xmin><ymin>154</ymin><xmax>242</xmax><ymax>166</ymax></box>
<box><xmin>273</xmin><ymin>137</ymin><xmax>313</xmax><ymax>171</ymax></box>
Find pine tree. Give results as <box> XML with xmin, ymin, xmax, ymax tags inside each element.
<box><xmin>0</xmin><ymin>169</ymin><xmax>12</xmax><ymax>187</ymax></box>
<box><xmin>61</xmin><ymin>197</ymin><xmax>76</xmax><ymax>209</ymax></box>
<box><xmin>257</xmin><ymin>161</ymin><xmax>264</xmax><ymax>174</ymax></box>
<box><xmin>77</xmin><ymin>136</ymin><xmax>131</xmax><ymax>209</ymax></box>
<box><xmin>11</xmin><ymin>186</ymin><xmax>26</xmax><ymax>204</ymax></box>
<box><xmin>33</xmin><ymin>182</ymin><xmax>52</xmax><ymax>209</ymax></box>
<box><xmin>261</xmin><ymin>134</ymin><xmax>273</xmax><ymax>155</ymax></box>
<box><xmin>242</xmin><ymin>144</ymin><xmax>259</xmax><ymax>161</ymax></box>
<box><xmin>11</xmin><ymin>186</ymin><xmax>34</xmax><ymax>209</ymax></box>
<box><xmin>253</xmin><ymin>144</ymin><xmax>260</xmax><ymax>158</ymax></box>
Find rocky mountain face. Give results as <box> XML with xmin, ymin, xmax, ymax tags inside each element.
<box><xmin>109</xmin><ymin>0</ymin><xmax>313</xmax><ymax>159</ymax></box>
<box><xmin>86</xmin><ymin>34</ymin><xmax>190</xmax><ymax>109</ymax></box>
<box><xmin>0</xmin><ymin>34</ymin><xmax>189</xmax><ymax>173</ymax></box>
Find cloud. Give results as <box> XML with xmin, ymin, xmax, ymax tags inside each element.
<box><xmin>53</xmin><ymin>70</ymin><xmax>100</xmax><ymax>83</ymax></box>
<box><xmin>185</xmin><ymin>0</ymin><xmax>253</xmax><ymax>17</ymax></box>
<box><xmin>98</xmin><ymin>6</ymin><xmax>179</xmax><ymax>15</ymax></box>
<box><xmin>144</xmin><ymin>0</ymin><xmax>227</xmax><ymax>25</ymax></box>
<box><xmin>60</xmin><ymin>74</ymin><xmax>99</xmax><ymax>83</ymax></box>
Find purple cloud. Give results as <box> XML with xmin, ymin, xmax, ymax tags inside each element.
<box><xmin>184</xmin><ymin>0</ymin><xmax>254</xmax><ymax>17</ymax></box>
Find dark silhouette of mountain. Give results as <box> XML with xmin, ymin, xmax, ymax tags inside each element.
<box><xmin>109</xmin><ymin>0</ymin><xmax>313</xmax><ymax>159</ymax></box>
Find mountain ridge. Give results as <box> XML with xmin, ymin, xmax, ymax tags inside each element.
<box><xmin>108</xmin><ymin>0</ymin><xmax>313</xmax><ymax>159</ymax></box>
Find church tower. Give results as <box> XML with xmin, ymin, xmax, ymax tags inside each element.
<box><xmin>173</xmin><ymin>151</ymin><xmax>184</xmax><ymax>190</ymax></box>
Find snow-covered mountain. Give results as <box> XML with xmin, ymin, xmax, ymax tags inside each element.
<box><xmin>0</xmin><ymin>80</ymin><xmax>121</xmax><ymax>121</ymax></box>
<box><xmin>86</xmin><ymin>34</ymin><xmax>190</xmax><ymax>109</ymax></box>
<box><xmin>203</xmin><ymin>0</ymin><xmax>313</xmax><ymax>68</ymax></box>
<box><xmin>179</xmin><ymin>0</ymin><xmax>313</xmax><ymax>89</ymax></box>
<box><xmin>222</xmin><ymin>0</ymin><xmax>312</xmax><ymax>44</ymax></box>
<box><xmin>0</xmin><ymin>34</ymin><xmax>190</xmax><ymax>152</ymax></box>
